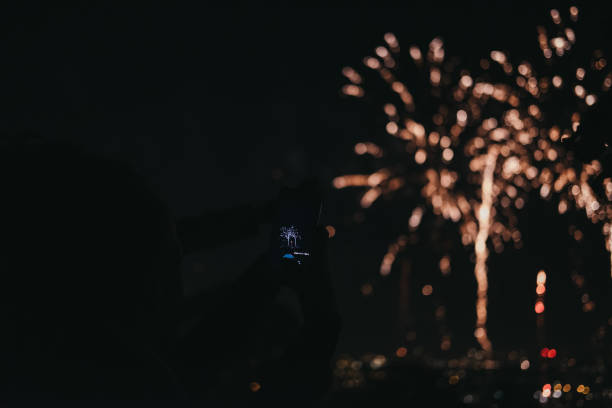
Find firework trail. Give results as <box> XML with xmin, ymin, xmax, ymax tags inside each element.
<box><xmin>336</xmin><ymin>6</ymin><xmax>611</xmax><ymax>353</ymax></box>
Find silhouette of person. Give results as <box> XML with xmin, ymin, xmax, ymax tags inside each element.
<box><xmin>0</xmin><ymin>137</ymin><xmax>340</xmax><ymax>407</ymax></box>
<box><xmin>0</xmin><ymin>137</ymin><xmax>185</xmax><ymax>406</ymax></box>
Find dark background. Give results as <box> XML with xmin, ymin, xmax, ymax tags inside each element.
<box><xmin>2</xmin><ymin>2</ymin><xmax>610</xmax><ymax>358</ymax></box>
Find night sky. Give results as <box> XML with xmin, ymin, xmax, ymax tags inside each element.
<box><xmin>3</xmin><ymin>3</ymin><xmax>611</xmax><ymax>357</ymax></box>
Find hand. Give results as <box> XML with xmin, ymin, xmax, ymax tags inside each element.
<box><xmin>281</xmin><ymin>227</ymin><xmax>333</xmax><ymax>310</ymax></box>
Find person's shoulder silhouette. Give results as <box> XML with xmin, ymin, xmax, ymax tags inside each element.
<box><xmin>0</xmin><ymin>136</ymin><xmax>185</xmax><ymax>406</ymax></box>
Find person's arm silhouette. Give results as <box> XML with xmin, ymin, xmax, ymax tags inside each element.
<box><xmin>176</xmin><ymin>200</ymin><xmax>276</xmax><ymax>254</ymax></box>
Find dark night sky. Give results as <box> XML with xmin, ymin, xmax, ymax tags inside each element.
<box><xmin>2</xmin><ymin>3</ymin><xmax>611</xmax><ymax>356</ymax></box>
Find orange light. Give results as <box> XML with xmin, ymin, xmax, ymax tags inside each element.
<box><xmin>535</xmin><ymin>301</ymin><xmax>545</xmax><ymax>314</ymax></box>
<box><xmin>422</xmin><ymin>284</ymin><xmax>433</xmax><ymax>296</ymax></box>
<box><xmin>536</xmin><ymin>284</ymin><xmax>546</xmax><ymax>295</ymax></box>
<box><xmin>395</xmin><ymin>347</ymin><xmax>408</xmax><ymax>358</ymax></box>
<box><xmin>414</xmin><ymin>149</ymin><xmax>427</xmax><ymax>164</ymax></box>
<box><xmin>439</xmin><ymin>256</ymin><xmax>451</xmax><ymax>275</ymax></box>
<box><xmin>249</xmin><ymin>382</ymin><xmax>261</xmax><ymax>392</ymax></box>
<box><xmin>325</xmin><ymin>225</ymin><xmax>336</xmax><ymax>238</ymax></box>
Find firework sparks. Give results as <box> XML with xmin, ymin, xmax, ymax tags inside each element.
<box><xmin>338</xmin><ymin>6</ymin><xmax>611</xmax><ymax>351</ymax></box>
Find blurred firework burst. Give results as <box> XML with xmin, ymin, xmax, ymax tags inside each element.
<box><xmin>336</xmin><ymin>6</ymin><xmax>611</xmax><ymax>353</ymax></box>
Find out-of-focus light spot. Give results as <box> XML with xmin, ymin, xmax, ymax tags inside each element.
<box><xmin>490</xmin><ymin>128</ymin><xmax>509</xmax><ymax>141</ymax></box>
<box><xmin>354</xmin><ymin>142</ymin><xmax>383</xmax><ymax>158</ymax></box>
<box><xmin>585</xmin><ymin>94</ymin><xmax>596</xmax><ymax>106</ymax></box>
<box><xmin>550</xmin><ymin>9</ymin><xmax>561</xmax><ymax>24</ymax></box>
<box><xmin>414</xmin><ymin>149</ymin><xmax>427</xmax><ymax>164</ymax></box>
<box><xmin>392</xmin><ymin>81</ymin><xmax>405</xmax><ymax>93</ymax></box>
<box><xmin>456</xmin><ymin>109</ymin><xmax>467</xmax><ymax>123</ymax></box>
<box><xmin>535</xmin><ymin>301</ymin><xmax>545</xmax><ymax>314</ymax></box>
<box><xmin>326</xmin><ymin>225</ymin><xmax>336</xmax><ymax>238</ymax></box>
<box><xmin>570</xmin><ymin>6</ymin><xmax>578</xmax><ymax>20</ymax></box>
<box><xmin>370</xmin><ymin>355</ymin><xmax>386</xmax><ymax>369</ymax></box>
<box><xmin>428</xmin><ymin>131</ymin><xmax>440</xmax><ymax>146</ymax></box>
<box><xmin>375</xmin><ymin>46</ymin><xmax>389</xmax><ymax>58</ymax></box>
<box><xmin>249</xmin><ymin>382</ymin><xmax>261</xmax><ymax>392</ymax></box>
<box><xmin>540</xmin><ymin>347</ymin><xmax>549</xmax><ymax>358</ymax></box>
<box><xmin>364</xmin><ymin>57</ymin><xmax>381</xmax><ymax>70</ymax></box>
<box><xmin>520</xmin><ymin>359</ymin><xmax>530</xmax><ymax>370</ymax></box>
<box><xmin>430</xmin><ymin>68</ymin><xmax>441</xmax><ymax>85</ymax></box>
<box><xmin>490</xmin><ymin>50</ymin><xmax>506</xmax><ymax>64</ymax></box>
<box><xmin>409</xmin><ymin>46</ymin><xmax>422</xmax><ymax>61</ymax></box>
<box><xmin>449</xmin><ymin>375</ymin><xmax>459</xmax><ymax>385</ymax></box>
<box><xmin>574</xmin><ymin>85</ymin><xmax>585</xmax><ymax>98</ymax></box>
<box><xmin>576</xmin><ymin>67</ymin><xmax>586</xmax><ymax>80</ymax></box>
<box><xmin>536</xmin><ymin>284</ymin><xmax>546</xmax><ymax>295</ymax></box>
<box><xmin>442</xmin><ymin>148</ymin><xmax>454</xmax><ymax>162</ymax></box>
<box><xmin>577</xmin><ymin>384</ymin><xmax>585</xmax><ymax>393</ymax></box>
<box><xmin>439</xmin><ymin>256</ymin><xmax>451</xmax><ymax>275</ymax></box>
<box><xmin>573</xmin><ymin>229</ymin><xmax>583</xmax><ymax>241</ymax></box>
<box><xmin>384</xmin><ymin>103</ymin><xmax>397</xmax><ymax>117</ymax></box>
<box><xmin>354</xmin><ymin>143</ymin><xmax>367</xmax><ymax>155</ymax></box>
<box><xmin>386</xmin><ymin>121</ymin><xmax>399</xmax><ymax>135</ymax></box>
<box><xmin>360</xmin><ymin>188</ymin><xmax>381</xmax><ymax>208</ymax></box>
<box><xmin>552</xmin><ymin>76</ymin><xmax>562</xmax><ymax>88</ymax></box>
<box><xmin>342</xmin><ymin>84</ymin><xmax>364</xmax><ymax>97</ymax></box>
<box><xmin>395</xmin><ymin>347</ymin><xmax>407</xmax><ymax>358</ymax></box>
<box><xmin>460</xmin><ymin>75</ymin><xmax>473</xmax><ymax>88</ymax></box>
<box><xmin>563</xmin><ymin>384</ymin><xmax>571</xmax><ymax>392</ymax></box>
<box><xmin>543</xmin><ymin>48</ymin><xmax>553</xmax><ymax>59</ymax></box>
<box><xmin>571</xmin><ymin>184</ymin><xmax>580</xmax><ymax>196</ymax></box>
<box><xmin>408</xmin><ymin>207</ymin><xmax>423</xmax><ymax>230</ymax></box>
<box><xmin>342</xmin><ymin>66</ymin><xmax>363</xmax><ymax>84</ymax></box>
<box><xmin>422</xmin><ymin>284</ymin><xmax>433</xmax><ymax>296</ymax></box>
<box><xmin>361</xmin><ymin>283</ymin><xmax>373</xmax><ymax>296</ymax></box>
<box><xmin>536</xmin><ymin>270</ymin><xmax>546</xmax><ymax>284</ymax></box>
<box><xmin>384</xmin><ymin>32</ymin><xmax>399</xmax><ymax>49</ymax></box>
<box><xmin>552</xmin><ymin>390</ymin><xmax>562</xmax><ymax>398</ymax></box>
<box><xmin>547</xmin><ymin>348</ymin><xmax>557</xmax><ymax>358</ymax></box>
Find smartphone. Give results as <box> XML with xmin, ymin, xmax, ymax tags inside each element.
<box><xmin>272</xmin><ymin>183</ymin><xmax>322</xmax><ymax>266</ymax></box>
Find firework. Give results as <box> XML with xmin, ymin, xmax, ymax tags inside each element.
<box><xmin>337</xmin><ymin>6</ymin><xmax>611</xmax><ymax>353</ymax></box>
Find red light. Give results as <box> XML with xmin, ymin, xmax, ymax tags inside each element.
<box><xmin>547</xmin><ymin>348</ymin><xmax>557</xmax><ymax>358</ymax></box>
<box><xmin>535</xmin><ymin>301</ymin><xmax>545</xmax><ymax>314</ymax></box>
<box><xmin>540</xmin><ymin>348</ymin><xmax>549</xmax><ymax>358</ymax></box>
<box><xmin>543</xmin><ymin>383</ymin><xmax>551</xmax><ymax>391</ymax></box>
